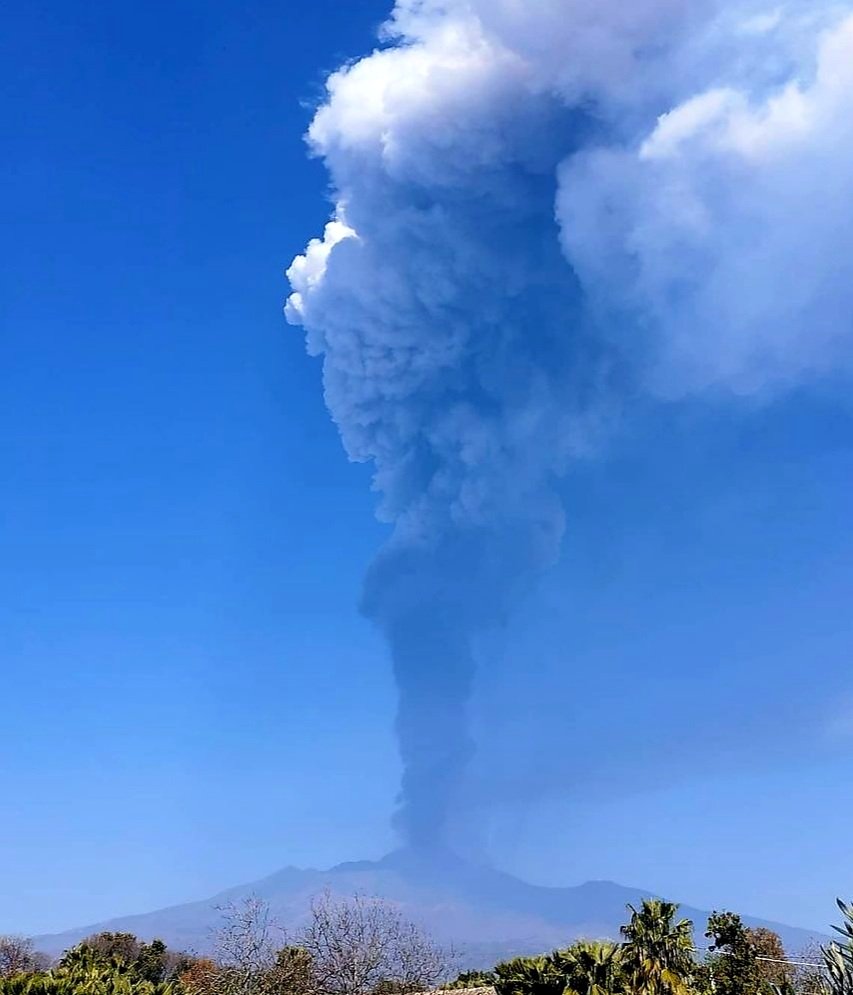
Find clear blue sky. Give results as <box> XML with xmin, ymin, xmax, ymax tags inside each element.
<box><xmin>3</xmin><ymin>0</ymin><xmax>853</xmax><ymax>939</ymax></box>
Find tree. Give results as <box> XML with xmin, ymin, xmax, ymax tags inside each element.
<box><xmin>494</xmin><ymin>939</ymin><xmax>626</xmax><ymax>995</ymax></box>
<box><xmin>70</xmin><ymin>932</ymin><xmax>142</xmax><ymax>967</ymax></box>
<box><xmin>207</xmin><ymin>896</ymin><xmax>288</xmax><ymax>995</ymax></box>
<box><xmin>704</xmin><ymin>911</ymin><xmax>754</xmax><ymax>995</ymax></box>
<box><xmin>748</xmin><ymin>928</ymin><xmax>792</xmax><ymax>992</ymax></box>
<box><xmin>789</xmin><ymin>942</ymin><xmax>826</xmax><ymax>995</ymax></box>
<box><xmin>298</xmin><ymin>892</ymin><xmax>451</xmax><ymax>995</ymax></box>
<box><xmin>493</xmin><ymin>955</ymin><xmax>565</xmax><ymax>995</ymax></box>
<box><xmin>555</xmin><ymin>940</ymin><xmax>626</xmax><ymax>995</ymax></box>
<box><xmin>56</xmin><ymin>931</ymin><xmax>191</xmax><ymax>987</ymax></box>
<box><xmin>180</xmin><ymin>899</ymin><xmax>315</xmax><ymax>995</ymax></box>
<box><xmin>266</xmin><ymin>947</ymin><xmax>315</xmax><ymax>995</ymax></box>
<box><xmin>0</xmin><ymin>945</ymin><xmax>180</xmax><ymax>995</ymax></box>
<box><xmin>187</xmin><ymin>893</ymin><xmax>450</xmax><ymax>995</ymax></box>
<box><xmin>621</xmin><ymin>899</ymin><xmax>695</xmax><ymax>995</ymax></box>
<box><xmin>136</xmin><ymin>939</ymin><xmax>170</xmax><ymax>984</ymax></box>
<box><xmin>180</xmin><ymin>957</ymin><xmax>225</xmax><ymax>995</ymax></box>
<box><xmin>0</xmin><ymin>937</ymin><xmax>48</xmax><ymax>978</ymax></box>
<box><xmin>703</xmin><ymin>912</ymin><xmax>791</xmax><ymax>995</ymax></box>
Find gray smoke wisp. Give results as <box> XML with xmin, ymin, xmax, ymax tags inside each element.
<box><xmin>286</xmin><ymin>0</ymin><xmax>853</xmax><ymax>845</ymax></box>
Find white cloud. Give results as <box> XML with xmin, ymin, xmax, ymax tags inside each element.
<box><xmin>558</xmin><ymin>11</ymin><xmax>853</xmax><ymax>395</ymax></box>
<box><xmin>285</xmin><ymin>219</ymin><xmax>356</xmax><ymax>329</ymax></box>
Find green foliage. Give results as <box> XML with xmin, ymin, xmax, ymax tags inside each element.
<box><xmin>704</xmin><ymin>910</ymin><xmax>757</xmax><ymax>995</ymax></box>
<box><xmin>494</xmin><ymin>939</ymin><xmax>626</xmax><ymax>995</ymax></box>
<box><xmin>0</xmin><ymin>894</ymin><xmax>827</xmax><ymax>995</ymax></box>
<box><xmin>702</xmin><ymin>911</ymin><xmax>790</xmax><ymax>995</ymax></box>
<box><xmin>64</xmin><ymin>933</ymin><xmax>189</xmax><ymax>985</ymax></box>
<box><xmin>0</xmin><ymin>944</ymin><xmax>180</xmax><ymax>995</ymax></box>
<box><xmin>553</xmin><ymin>940</ymin><xmax>625</xmax><ymax>995</ymax></box>
<box><xmin>494</xmin><ymin>902</ymin><xmax>695</xmax><ymax>995</ymax></box>
<box><xmin>136</xmin><ymin>940</ymin><xmax>170</xmax><ymax>984</ymax></box>
<box><xmin>494</xmin><ymin>954</ymin><xmax>566</xmax><ymax>995</ymax></box>
<box><xmin>822</xmin><ymin>900</ymin><xmax>853</xmax><ymax>995</ymax></box>
<box><xmin>621</xmin><ymin>899</ymin><xmax>695</xmax><ymax>995</ymax></box>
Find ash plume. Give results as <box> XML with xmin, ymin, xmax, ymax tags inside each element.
<box><xmin>286</xmin><ymin>0</ymin><xmax>853</xmax><ymax>845</ymax></box>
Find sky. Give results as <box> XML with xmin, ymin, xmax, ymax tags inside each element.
<box><xmin>3</xmin><ymin>0</ymin><xmax>853</xmax><ymax>940</ymax></box>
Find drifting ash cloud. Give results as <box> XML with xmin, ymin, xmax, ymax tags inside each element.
<box><xmin>286</xmin><ymin>0</ymin><xmax>853</xmax><ymax>847</ymax></box>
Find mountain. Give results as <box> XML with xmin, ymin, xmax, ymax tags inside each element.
<box><xmin>34</xmin><ymin>848</ymin><xmax>828</xmax><ymax>965</ymax></box>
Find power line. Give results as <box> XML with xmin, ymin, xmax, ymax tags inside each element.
<box><xmin>690</xmin><ymin>945</ymin><xmax>826</xmax><ymax>967</ymax></box>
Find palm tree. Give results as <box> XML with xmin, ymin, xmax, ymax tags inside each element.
<box><xmin>620</xmin><ymin>899</ymin><xmax>695</xmax><ymax>995</ymax></box>
<box><xmin>494</xmin><ymin>955</ymin><xmax>566</xmax><ymax>995</ymax></box>
<box><xmin>555</xmin><ymin>940</ymin><xmax>625</xmax><ymax>995</ymax></box>
<box><xmin>823</xmin><ymin>900</ymin><xmax>853</xmax><ymax>995</ymax></box>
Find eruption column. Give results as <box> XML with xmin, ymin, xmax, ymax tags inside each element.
<box><xmin>287</xmin><ymin>0</ymin><xmax>853</xmax><ymax>844</ymax></box>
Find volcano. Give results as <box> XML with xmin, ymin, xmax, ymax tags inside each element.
<box><xmin>35</xmin><ymin>849</ymin><xmax>827</xmax><ymax>964</ymax></box>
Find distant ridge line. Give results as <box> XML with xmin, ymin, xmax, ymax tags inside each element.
<box><xmin>34</xmin><ymin>851</ymin><xmax>830</xmax><ymax>965</ymax></box>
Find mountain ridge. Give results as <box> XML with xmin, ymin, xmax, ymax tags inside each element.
<box><xmin>34</xmin><ymin>850</ymin><xmax>829</xmax><ymax>966</ymax></box>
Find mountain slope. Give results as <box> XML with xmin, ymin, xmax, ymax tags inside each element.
<box><xmin>35</xmin><ymin>849</ymin><xmax>827</xmax><ymax>965</ymax></box>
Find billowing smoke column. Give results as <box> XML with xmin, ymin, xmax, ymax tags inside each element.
<box><xmin>287</xmin><ymin>0</ymin><xmax>853</xmax><ymax>845</ymax></box>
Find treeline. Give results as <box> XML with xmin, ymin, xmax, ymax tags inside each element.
<box><xmin>453</xmin><ymin>900</ymin><xmax>837</xmax><ymax>995</ymax></box>
<box><xmin>1</xmin><ymin>894</ymin><xmax>851</xmax><ymax>995</ymax></box>
<box><xmin>0</xmin><ymin>893</ymin><xmax>449</xmax><ymax>995</ymax></box>
<box><xmin>0</xmin><ymin>932</ymin><xmax>193</xmax><ymax>995</ymax></box>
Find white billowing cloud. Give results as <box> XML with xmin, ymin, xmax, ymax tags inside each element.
<box><xmin>284</xmin><ymin>0</ymin><xmax>853</xmax><ymax>631</ymax></box>
<box><xmin>287</xmin><ymin>2</ymin><xmax>603</xmax><ymax>543</ymax></box>
<box><xmin>386</xmin><ymin>0</ymin><xmax>718</xmax><ymax>110</ymax></box>
<box><xmin>291</xmin><ymin>0</ymin><xmax>853</xmax><ymax>419</ymax></box>
<box><xmin>382</xmin><ymin>0</ymin><xmax>845</xmax><ymax>122</ymax></box>
<box><xmin>309</xmin><ymin>16</ymin><xmax>520</xmax><ymax>172</ymax></box>
<box><xmin>558</xmin><ymin>11</ymin><xmax>853</xmax><ymax>395</ymax></box>
<box><xmin>285</xmin><ymin>219</ymin><xmax>356</xmax><ymax>333</ymax></box>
